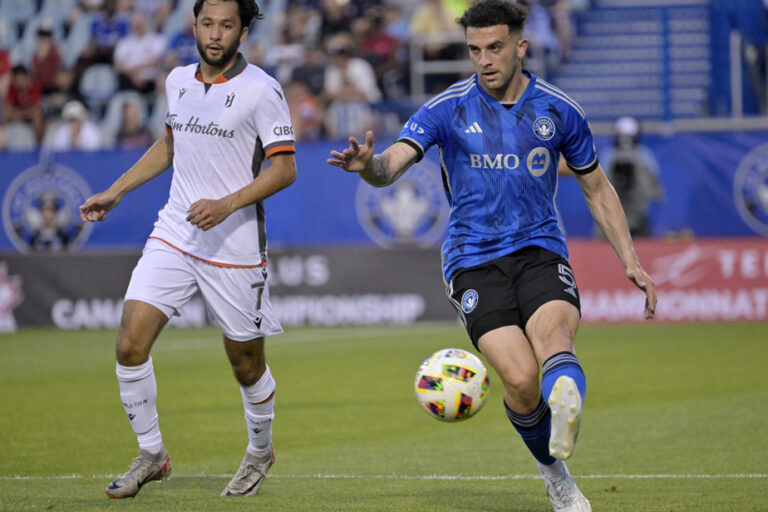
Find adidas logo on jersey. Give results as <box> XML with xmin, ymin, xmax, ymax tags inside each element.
<box><xmin>465</xmin><ymin>122</ymin><xmax>483</xmax><ymax>134</ymax></box>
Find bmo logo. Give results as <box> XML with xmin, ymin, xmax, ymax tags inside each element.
<box><xmin>273</xmin><ymin>125</ymin><xmax>294</xmax><ymax>137</ymax></box>
<box><xmin>469</xmin><ymin>153</ymin><xmax>521</xmax><ymax>170</ymax></box>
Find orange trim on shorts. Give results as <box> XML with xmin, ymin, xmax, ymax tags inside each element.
<box><xmin>265</xmin><ymin>146</ymin><xmax>295</xmax><ymax>158</ymax></box>
<box><xmin>150</xmin><ymin>236</ymin><xmax>267</xmax><ymax>268</ymax></box>
<box><xmin>249</xmin><ymin>390</ymin><xmax>275</xmax><ymax>405</ymax></box>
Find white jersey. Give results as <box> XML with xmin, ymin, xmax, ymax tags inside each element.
<box><xmin>151</xmin><ymin>54</ymin><xmax>295</xmax><ymax>267</ymax></box>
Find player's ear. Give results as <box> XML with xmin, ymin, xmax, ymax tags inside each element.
<box><xmin>239</xmin><ymin>26</ymin><xmax>249</xmax><ymax>44</ymax></box>
<box><xmin>517</xmin><ymin>36</ymin><xmax>528</xmax><ymax>58</ymax></box>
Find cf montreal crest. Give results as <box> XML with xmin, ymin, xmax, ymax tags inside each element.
<box><xmin>355</xmin><ymin>158</ymin><xmax>449</xmax><ymax>247</ymax></box>
<box><xmin>2</xmin><ymin>154</ymin><xmax>93</xmax><ymax>252</ymax></box>
<box><xmin>734</xmin><ymin>143</ymin><xmax>768</xmax><ymax>235</ymax></box>
<box><xmin>461</xmin><ymin>289</ymin><xmax>478</xmax><ymax>314</ymax></box>
<box><xmin>533</xmin><ymin>117</ymin><xmax>555</xmax><ymax>141</ymax></box>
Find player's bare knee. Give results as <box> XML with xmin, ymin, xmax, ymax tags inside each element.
<box><xmin>115</xmin><ymin>336</ymin><xmax>151</xmax><ymax>366</ymax></box>
<box><xmin>231</xmin><ymin>360</ymin><xmax>265</xmax><ymax>387</ymax></box>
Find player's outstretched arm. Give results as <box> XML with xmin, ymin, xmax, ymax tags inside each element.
<box><xmin>575</xmin><ymin>165</ymin><xmax>657</xmax><ymax>319</ymax></box>
<box><xmin>327</xmin><ymin>130</ymin><xmax>419</xmax><ymax>187</ymax></box>
<box><xmin>187</xmin><ymin>152</ymin><xmax>297</xmax><ymax>231</ymax></box>
<box><xmin>79</xmin><ymin>133</ymin><xmax>174</xmax><ymax>222</ymax></box>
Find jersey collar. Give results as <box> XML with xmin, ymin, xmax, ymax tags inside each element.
<box><xmin>475</xmin><ymin>69</ymin><xmax>537</xmax><ymax>113</ymax></box>
<box><xmin>195</xmin><ymin>52</ymin><xmax>247</xmax><ymax>84</ymax></box>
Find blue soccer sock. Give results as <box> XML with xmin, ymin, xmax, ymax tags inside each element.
<box><xmin>504</xmin><ymin>397</ymin><xmax>556</xmax><ymax>465</ymax></box>
<box><xmin>541</xmin><ymin>351</ymin><xmax>586</xmax><ymax>405</ymax></box>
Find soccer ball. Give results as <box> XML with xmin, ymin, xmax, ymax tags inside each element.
<box><xmin>414</xmin><ymin>348</ymin><xmax>490</xmax><ymax>421</ymax></box>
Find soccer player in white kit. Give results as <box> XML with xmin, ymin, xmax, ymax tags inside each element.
<box><xmin>79</xmin><ymin>0</ymin><xmax>296</xmax><ymax>498</ymax></box>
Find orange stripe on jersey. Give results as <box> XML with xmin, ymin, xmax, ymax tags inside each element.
<box><xmin>195</xmin><ymin>72</ymin><xmax>228</xmax><ymax>84</ymax></box>
<box><xmin>150</xmin><ymin>237</ymin><xmax>267</xmax><ymax>268</ymax></box>
<box><xmin>265</xmin><ymin>146</ymin><xmax>296</xmax><ymax>158</ymax></box>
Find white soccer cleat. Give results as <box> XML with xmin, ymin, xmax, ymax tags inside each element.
<box><xmin>105</xmin><ymin>449</ymin><xmax>172</xmax><ymax>499</ymax></box>
<box><xmin>221</xmin><ymin>445</ymin><xmax>275</xmax><ymax>497</ymax></box>
<box><xmin>538</xmin><ymin>460</ymin><xmax>591</xmax><ymax>512</ymax></box>
<box><xmin>548</xmin><ymin>376</ymin><xmax>582</xmax><ymax>460</ymax></box>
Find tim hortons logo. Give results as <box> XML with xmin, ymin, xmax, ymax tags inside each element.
<box><xmin>166</xmin><ymin>114</ymin><xmax>235</xmax><ymax>138</ymax></box>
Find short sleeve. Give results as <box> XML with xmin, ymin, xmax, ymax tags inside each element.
<box><xmin>396</xmin><ymin>103</ymin><xmax>446</xmax><ymax>162</ymax></box>
<box><xmin>560</xmin><ymin>109</ymin><xmax>598</xmax><ymax>175</ymax></box>
<box><xmin>254</xmin><ymin>81</ymin><xmax>296</xmax><ymax>158</ymax></box>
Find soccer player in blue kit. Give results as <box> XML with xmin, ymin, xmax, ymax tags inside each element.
<box><xmin>328</xmin><ymin>1</ymin><xmax>657</xmax><ymax>510</ymax></box>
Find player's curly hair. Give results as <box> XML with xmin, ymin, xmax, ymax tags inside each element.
<box><xmin>456</xmin><ymin>0</ymin><xmax>528</xmax><ymax>33</ymax></box>
<box><xmin>193</xmin><ymin>0</ymin><xmax>264</xmax><ymax>30</ymax></box>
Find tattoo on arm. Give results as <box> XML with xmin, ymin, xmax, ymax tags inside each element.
<box><xmin>367</xmin><ymin>155</ymin><xmax>393</xmax><ymax>186</ymax></box>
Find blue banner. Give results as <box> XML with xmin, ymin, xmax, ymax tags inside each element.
<box><xmin>1</xmin><ymin>131</ymin><xmax>765</xmax><ymax>253</ymax></box>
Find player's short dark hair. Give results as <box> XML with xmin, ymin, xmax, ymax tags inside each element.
<box><xmin>193</xmin><ymin>0</ymin><xmax>264</xmax><ymax>31</ymax></box>
<box><xmin>457</xmin><ymin>0</ymin><xmax>528</xmax><ymax>34</ymax></box>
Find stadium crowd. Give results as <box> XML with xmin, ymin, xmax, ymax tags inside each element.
<box><xmin>0</xmin><ymin>0</ymin><xmax>574</xmax><ymax>151</ymax></box>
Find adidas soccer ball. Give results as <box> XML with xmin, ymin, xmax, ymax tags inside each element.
<box><xmin>414</xmin><ymin>348</ymin><xmax>490</xmax><ymax>421</ymax></box>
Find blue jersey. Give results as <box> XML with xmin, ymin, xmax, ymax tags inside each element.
<box><xmin>397</xmin><ymin>70</ymin><xmax>598</xmax><ymax>282</ymax></box>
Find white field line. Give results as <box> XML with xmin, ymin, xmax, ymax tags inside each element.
<box><xmin>2</xmin><ymin>473</ymin><xmax>766</xmax><ymax>482</ymax></box>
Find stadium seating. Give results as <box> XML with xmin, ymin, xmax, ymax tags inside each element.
<box><xmin>78</xmin><ymin>64</ymin><xmax>119</xmax><ymax>117</ymax></box>
<box><xmin>550</xmin><ymin>4</ymin><xmax>712</xmax><ymax>120</ymax></box>
<box><xmin>3</xmin><ymin>122</ymin><xmax>37</xmax><ymax>152</ymax></box>
<box><xmin>102</xmin><ymin>90</ymin><xmax>150</xmax><ymax>142</ymax></box>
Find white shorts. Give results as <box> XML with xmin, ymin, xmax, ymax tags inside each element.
<box><xmin>125</xmin><ymin>238</ymin><xmax>282</xmax><ymax>341</ymax></box>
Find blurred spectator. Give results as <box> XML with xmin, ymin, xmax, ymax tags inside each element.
<box><xmin>382</xmin><ymin>3</ymin><xmax>410</xmax><ymax>44</ymax></box>
<box><xmin>320</xmin><ymin>0</ymin><xmax>358</xmax><ymax>39</ymax></box>
<box><xmin>0</xmin><ymin>46</ymin><xmax>10</xmax><ymax>100</ymax></box>
<box><xmin>546</xmin><ymin>0</ymin><xmax>573</xmax><ymax>63</ymax></box>
<box><xmin>322</xmin><ymin>40</ymin><xmax>381</xmax><ymax>139</ymax></box>
<box><xmin>44</xmin><ymin>67</ymin><xmax>86</xmax><ymax>119</ymax></box>
<box><xmin>518</xmin><ymin>0</ymin><xmax>560</xmax><ymax>77</ymax></box>
<box><xmin>246</xmin><ymin>42</ymin><xmax>278</xmax><ymax>79</ymax></box>
<box><xmin>166</xmin><ymin>12</ymin><xmax>198</xmax><ymax>69</ymax></box>
<box><xmin>600</xmin><ymin>116</ymin><xmax>664</xmax><ymax>238</ymax></box>
<box><xmin>114</xmin><ymin>12</ymin><xmax>167</xmax><ymax>93</ymax></box>
<box><xmin>48</xmin><ymin>100</ymin><xmax>103</xmax><ymax>151</ymax></box>
<box><xmin>323</xmin><ymin>40</ymin><xmax>382</xmax><ymax>105</ymax></box>
<box><xmin>285</xmin><ymin>80</ymin><xmax>323</xmax><ymax>141</ymax></box>
<box><xmin>87</xmin><ymin>0</ymin><xmax>130</xmax><ymax>63</ymax></box>
<box><xmin>442</xmin><ymin>0</ymin><xmax>473</xmax><ymax>17</ymax></box>
<box><xmin>116</xmin><ymin>97</ymin><xmax>153</xmax><ymax>149</ymax></box>
<box><xmin>268</xmin><ymin>16</ymin><xmax>308</xmax><ymax>84</ymax></box>
<box><xmin>357</xmin><ymin>9</ymin><xmax>399</xmax><ymax>72</ymax></box>
<box><xmin>134</xmin><ymin>0</ymin><xmax>174</xmax><ymax>32</ymax></box>
<box><xmin>4</xmin><ymin>65</ymin><xmax>44</xmax><ymax>143</ymax></box>
<box><xmin>80</xmin><ymin>0</ymin><xmax>107</xmax><ymax>11</ymax></box>
<box><xmin>290</xmin><ymin>46</ymin><xmax>327</xmax><ymax>97</ymax></box>
<box><xmin>409</xmin><ymin>0</ymin><xmax>462</xmax><ymax>61</ymax></box>
<box><xmin>31</xmin><ymin>28</ymin><xmax>64</xmax><ymax>95</ymax></box>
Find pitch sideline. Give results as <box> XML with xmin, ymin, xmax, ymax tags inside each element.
<box><xmin>2</xmin><ymin>473</ymin><xmax>766</xmax><ymax>481</ymax></box>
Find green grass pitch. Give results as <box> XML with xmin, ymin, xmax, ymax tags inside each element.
<box><xmin>1</xmin><ymin>322</ymin><xmax>766</xmax><ymax>511</ymax></box>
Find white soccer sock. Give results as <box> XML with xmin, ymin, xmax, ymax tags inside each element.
<box><xmin>240</xmin><ymin>366</ymin><xmax>275</xmax><ymax>458</ymax></box>
<box><xmin>538</xmin><ymin>459</ymin><xmax>568</xmax><ymax>478</ymax></box>
<box><xmin>116</xmin><ymin>357</ymin><xmax>163</xmax><ymax>454</ymax></box>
